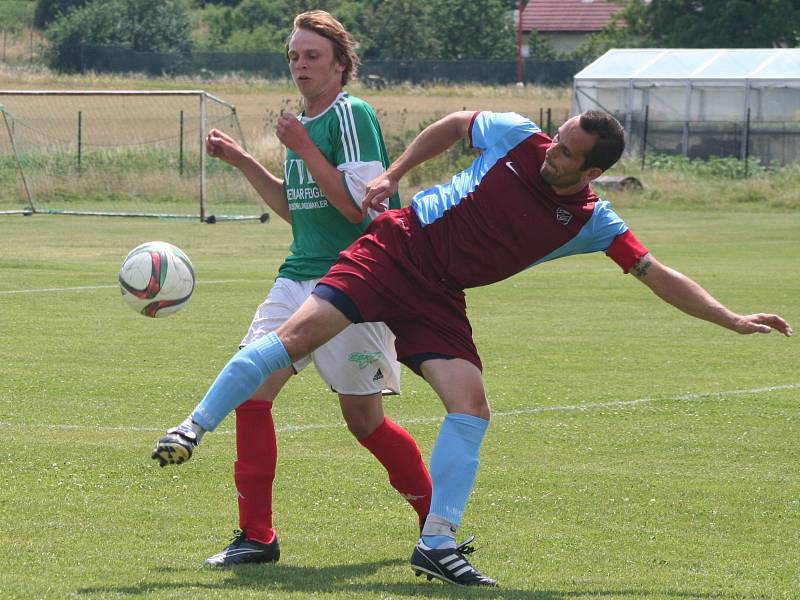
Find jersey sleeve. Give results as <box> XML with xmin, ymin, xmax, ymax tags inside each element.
<box><xmin>606</xmin><ymin>229</ymin><xmax>649</xmax><ymax>273</ymax></box>
<box><xmin>469</xmin><ymin>111</ymin><xmax>540</xmax><ymax>152</ymax></box>
<box><xmin>332</xmin><ymin>100</ymin><xmax>388</xmax><ymax>207</ymax></box>
<box><xmin>340</xmin><ymin>161</ymin><xmax>386</xmax><ymax>208</ymax></box>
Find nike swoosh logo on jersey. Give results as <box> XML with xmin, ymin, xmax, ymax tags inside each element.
<box><xmin>505</xmin><ymin>161</ymin><xmax>520</xmax><ymax>176</ymax></box>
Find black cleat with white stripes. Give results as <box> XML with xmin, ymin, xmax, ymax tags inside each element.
<box><xmin>410</xmin><ymin>536</ymin><xmax>497</xmax><ymax>586</ymax></box>
<box><xmin>151</xmin><ymin>423</ymin><xmax>198</xmax><ymax>467</ymax></box>
<box><xmin>204</xmin><ymin>530</ymin><xmax>280</xmax><ymax>566</ymax></box>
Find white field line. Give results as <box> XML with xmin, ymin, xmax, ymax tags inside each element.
<box><xmin>0</xmin><ymin>383</ymin><xmax>797</xmax><ymax>435</ymax></box>
<box><xmin>0</xmin><ymin>280</ymin><xmax>250</xmax><ymax>295</ymax></box>
<box><xmin>491</xmin><ymin>383</ymin><xmax>800</xmax><ymax>418</ymax></box>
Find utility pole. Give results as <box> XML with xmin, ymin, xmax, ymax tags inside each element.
<box><xmin>516</xmin><ymin>0</ymin><xmax>524</xmax><ymax>85</ymax></box>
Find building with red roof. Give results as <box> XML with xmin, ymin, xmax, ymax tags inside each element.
<box><xmin>520</xmin><ymin>0</ymin><xmax>628</xmax><ymax>55</ymax></box>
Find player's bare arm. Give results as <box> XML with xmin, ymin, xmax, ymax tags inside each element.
<box><xmin>631</xmin><ymin>253</ymin><xmax>793</xmax><ymax>336</ymax></box>
<box><xmin>206</xmin><ymin>128</ymin><xmax>290</xmax><ymax>223</ymax></box>
<box><xmin>362</xmin><ymin>111</ymin><xmax>475</xmax><ymax>213</ymax></box>
<box><xmin>276</xmin><ymin>112</ymin><xmax>363</xmax><ymax>224</ymax></box>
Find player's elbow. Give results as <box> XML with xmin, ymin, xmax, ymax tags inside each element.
<box><xmin>447</xmin><ymin>111</ymin><xmax>475</xmax><ymax>139</ymax></box>
<box><xmin>330</xmin><ymin>196</ymin><xmax>365</xmax><ymax>224</ymax></box>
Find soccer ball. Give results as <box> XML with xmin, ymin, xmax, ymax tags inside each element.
<box><xmin>119</xmin><ymin>241</ymin><xmax>195</xmax><ymax>317</ymax></box>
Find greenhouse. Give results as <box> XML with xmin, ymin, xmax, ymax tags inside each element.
<box><xmin>573</xmin><ymin>48</ymin><xmax>800</xmax><ymax>165</ymax></box>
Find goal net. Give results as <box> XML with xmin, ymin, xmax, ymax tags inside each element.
<box><xmin>0</xmin><ymin>90</ymin><xmax>268</xmax><ymax>222</ymax></box>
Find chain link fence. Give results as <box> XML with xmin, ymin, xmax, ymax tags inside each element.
<box><xmin>624</xmin><ymin>115</ymin><xmax>800</xmax><ymax>167</ymax></box>
<box><xmin>50</xmin><ymin>44</ymin><xmax>581</xmax><ymax>86</ymax></box>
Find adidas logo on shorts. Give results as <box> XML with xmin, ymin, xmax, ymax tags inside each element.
<box><xmin>373</xmin><ymin>369</ymin><xmax>383</xmax><ymax>382</ymax></box>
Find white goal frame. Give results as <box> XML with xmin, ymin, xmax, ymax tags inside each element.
<box><xmin>0</xmin><ymin>90</ymin><xmax>266</xmax><ymax>223</ymax></box>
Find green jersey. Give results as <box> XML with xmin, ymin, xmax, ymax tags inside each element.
<box><xmin>278</xmin><ymin>92</ymin><xmax>400</xmax><ymax>281</ymax></box>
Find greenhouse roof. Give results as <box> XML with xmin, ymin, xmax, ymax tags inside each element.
<box><xmin>575</xmin><ymin>48</ymin><xmax>800</xmax><ymax>80</ymax></box>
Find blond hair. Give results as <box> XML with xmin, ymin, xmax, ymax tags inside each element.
<box><xmin>286</xmin><ymin>10</ymin><xmax>360</xmax><ymax>85</ymax></box>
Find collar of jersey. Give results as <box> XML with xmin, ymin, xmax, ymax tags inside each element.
<box><xmin>299</xmin><ymin>91</ymin><xmax>349</xmax><ymax>124</ymax></box>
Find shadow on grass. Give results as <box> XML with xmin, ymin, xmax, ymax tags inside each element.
<box><xmin>77</xmin><ymin>561</ymin><xmax>735</xmax><ymax>599</ymax></box>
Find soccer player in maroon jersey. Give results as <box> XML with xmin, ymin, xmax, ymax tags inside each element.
<box><xmin>154</xmin><ymin>109</ymin><xmax>792</xmax><ymax>586</ymax></box>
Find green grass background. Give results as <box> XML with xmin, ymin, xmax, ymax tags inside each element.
<box><xmin>1</xmin><ymin>208</ymin><xmax>798</xmax><ymax>599</ymax></box>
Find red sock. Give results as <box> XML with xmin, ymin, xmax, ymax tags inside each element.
<box><xmin>359</xmin><ymin>417</ymin><xmax>432</xmax><ymax>525</ymax></box>
<box><xmin>234</xmin><ymin>399</ymin><xmax>277</xmax><ymax>544</ymax></box>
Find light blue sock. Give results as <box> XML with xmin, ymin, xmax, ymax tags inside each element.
<box><xmin>422</xmin><ymin>413</ymin><xmax>489</xmax><ymax>548</ymax></box>
<box><xmin>191</xmin><ymin>332</ymin><xmax>291</xmax><ymax>431</ymax></box>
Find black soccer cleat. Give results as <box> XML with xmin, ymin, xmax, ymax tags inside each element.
<box><xmin>151</xmin><ymin>423</ymin><xmax>198</xmax><ymax>467</ymax></box>
<box><xmin>204</xmin><ymin>530</ymin><xmax>280</xmax><ymax>566</ymax></box>
<box><xmin>410</xmin><ymin>535</ymin><xmax>497</xmax><ymax>587</ymax></box>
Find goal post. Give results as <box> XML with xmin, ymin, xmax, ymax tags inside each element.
<box><xmin>0</xmin><ymin>90</ymin><xmax>269</xmax><ymax>223</ymax></box>
<box><xmin>0</xmin><ymin>106</ymin><xmax>35</xmax><ymax>216</ymax></box>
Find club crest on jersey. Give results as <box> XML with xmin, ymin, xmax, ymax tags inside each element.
<box><xmin>556</xmin><ymin>207</ymin><xmax>573</xmax><ymax>225</ymax></box>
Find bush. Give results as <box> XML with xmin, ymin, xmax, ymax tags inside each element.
<box><xmin>45</xmin><ymin>0</ymin><xmax>193</xmax><ymax>72</ymax></box>
<box><xmin>384</xmin><ymin>115</ymin><xmax>478</xmax><ymax>188</ymax></box>
<box><xmin>34</xmin><ymin>0</ymin><xmax>90</xmax><ymax>29</ymax></box>
<box><xmin>644</xmin><ymin>153</ymin><xmax>771</xmax><ymax>178</ymax></box>
<box><xmin>0</xmin><ymin>1</ymin><xmax>35</xmax><ymax>31</ymax></box>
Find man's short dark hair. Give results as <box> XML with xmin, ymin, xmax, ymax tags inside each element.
<box><xmin>579</xmin><ymin>111</ymin><xmax>625</xmax><ymax>172</ymax></box>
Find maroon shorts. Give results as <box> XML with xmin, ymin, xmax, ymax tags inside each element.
<box><xmin>317</xmin><ymin>207</ymin><xmax>481</xmax><ymax>373</ymax></box>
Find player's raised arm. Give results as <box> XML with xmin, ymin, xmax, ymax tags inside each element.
<box><xmin>630</xmin><ymin>253</ymin><xmax>793</xmax><ymax>336</ymax></box>
<box><xmin>206</xmin><ymin>128</ymin><xmax>290</xmax><ymax>223</ymax></box>
<box><xmin>362</xmin><ymin>111</ymin><xmax>475</xmax><ymax>214</ymax></box>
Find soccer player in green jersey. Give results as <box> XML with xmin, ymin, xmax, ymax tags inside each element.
<box><xmin>152</xmin><ymin>10</ymin><xmax>432</xmax><ymax>566</ymax></box>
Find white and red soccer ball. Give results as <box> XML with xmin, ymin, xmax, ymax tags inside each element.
<box><xmin>119</xmin><ymin>241</ymin><xmax>195</xmax><ymax>317</ymax></box>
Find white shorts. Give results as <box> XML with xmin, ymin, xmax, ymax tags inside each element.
<box><xmin>240</xmin><ymin>277</ymin><xmax>400</xmax><ymax>396</ymax></box>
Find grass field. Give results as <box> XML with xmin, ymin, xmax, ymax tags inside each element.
<box><xmin>1</xmin><ymin>207</ymin><xmax>798</xmax><ymax>599</ymax></box>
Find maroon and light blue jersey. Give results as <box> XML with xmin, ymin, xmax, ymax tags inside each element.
<box><xmin>318</xmin><ymin>110</ymin><xmax>649</xmax><ymax>371</ymax></box>
<box><xmin>409</xmin><ymin>111</ymin><xmax>646</xmax><ymax>289</ymax></box>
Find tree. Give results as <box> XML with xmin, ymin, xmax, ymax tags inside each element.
<box><xmin>192</xmin><ymin>0</ymin><xmax>242</xmax><ymax>6</ymax></box>
<box><xmin>526</xmin><ymin>29</ymin><xmax>557</xmax><ymax>61</ymax></box>
<box><xmin>200</xmin><ymin>0</ymin><xmax>371</xmax><ymax>53</ymax></box>
<box><xmin>622</xmin><ymin>0</ymin><xmax>799</xmax><ymax>48</ymax></box>
<box><xmin>34</xmin><ymin>0</ymin><xmax>91</xmax><ymax>28</ymax></box>
<box><xmin>364</xmin><ymin>0</ymin><xmax>439</xmax><ymax>59</ymax></box>
<box><xmin>429</xmin><ymin>0</ymin><xmax>516</xmax><ymax>59</ymax></box>
<box><xmin>567</xmin><ymin>19</ymin><xmax>638</xmax><ymax>64</ymax></box>
<box><xmin>45</xmin><ymin>0</ymin><xmax>193</xmax><ymax>70</ymax></box>
<box><xmin>199</xmin><ymin>0</ymin><xmax>519</xmax><ymax>59</ymax></box>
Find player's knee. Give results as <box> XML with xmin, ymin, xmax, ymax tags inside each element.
<box><xmin>469</xmin><ymin>400</ymin><xmax>491</xmax><ymax>421</ymax></box>
<box><xmin>445</xmin><ymin>394</ymin><xmax>490</xmax><ymax>420</ymax></box>
<box><xmin>276</xmin><ymin>328</ymin><xmax>313</xmax><ymax>360</ymax></box>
